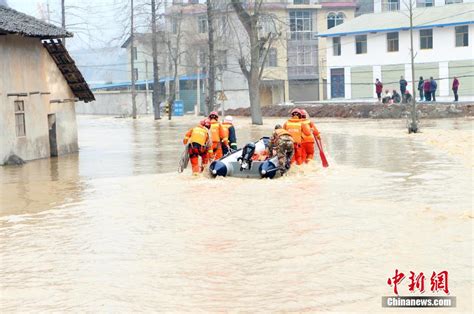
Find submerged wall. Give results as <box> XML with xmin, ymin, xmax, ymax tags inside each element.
<box><xmin>0</xmin><ymin>35</ymin><xmax>78</xmax><ymax>165</ymax></box>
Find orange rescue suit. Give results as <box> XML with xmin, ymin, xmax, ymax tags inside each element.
<box><xmin>209</xmin><ymin>119</ymin><xmax>225</xmax><ymax>160</ymax></box>
<box><xmin>283</xmin><ymin>118</ymin><xmax>310</xmax><ymax>165</ymax></box>
<box><xmin>183</xmin><ymin>125</ymin><xmax>212</xmax><ymax>173</ymax></box>
<box><xmin>301</xmin><ymin>119</ymin><xmax>321</xmax><ymax>162</ymax></box>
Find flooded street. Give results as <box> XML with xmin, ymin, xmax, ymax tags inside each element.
<box><xmin>1</xmin><ymin>115</ymin><xmax>472</xmax><ymax>312</ymax></box>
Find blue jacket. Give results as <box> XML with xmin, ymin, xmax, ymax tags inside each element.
<box><xmin>430</xmin><ymin>79</ymin><xmax>437</xmax><ymax>92</ymax></box>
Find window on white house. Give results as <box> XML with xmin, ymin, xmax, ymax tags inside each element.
<box><xmin>386</xmin><ymin>0</ymin><xmax>399</xmax><ymax>11</ymax></box>
<box><xmin>387</xmin><ymin>32</ymin><xmax>399</xmax><ymax>52</ymax></box>
<box><xmin>132</xmin><ymin>47</ymin><xmax>138</xmax><ymax>60</ymax></box>
<box><xmin>327</xmin><ymin>12</ymin><xmax>345</xmax><ymax>29</ymax></box>
<box><xmin>455</xmin><ymin>25</ymin><xmax>469</xmax><ymax>47</ymax></box>
<box><xmin>445</xmin><ymin>0</ymin><xmax>462</xmax><ymax>4</ymax></box>
<box><xmin>355</xmin><ymin>35</ymin><xmax>367</xmax><ymax>54</ymax></box>
<box><xmin>420</xmin><ymin>29</ymin><xmax>433</xmax><ymax>49</ymax></box>
<box><xmin>267</xmin><ymin>48</ymin><xmax>278</xmax><ymax>67</ymax></box>
<box><xmin>417</xmin><ymin>0</ymin><xmax>434</xmax><ymax>7</ymax></box>
<box><xmin>171</xmin><ymin>18</ymin><xmax>178</xmax><ymax>34</ymax></box>
<box><xmin>14</xmin><ymin>100</ymin><xmax>26</xmax><ymax>137</ymax></box>
<box><xmin>217</xmin><ymin>50</ymin><xmax>227</xmax><ymax>70</ymax></box>
<box><xmin>333</xmin><ymin>37</ymin><xmax>341</xmax><ymax>56</ymax></box>
<box><xmin>133</xmin><ymin>68</ymin><xmax>139</xmax><ymax>80</ymax></box>
<box><xmin>294</xmin><ymin>0</ymin><xmax>310</xmax><ymax>4</ymax></box>
<box><xmin>289</xmin><ymin>10</ymin><xmax>312</xmax><ymax>40</ymax></box>
<box><xmin>198</xmin><ymin>15</ymin><xmax>207</xmax><ymax>33</ymax></box>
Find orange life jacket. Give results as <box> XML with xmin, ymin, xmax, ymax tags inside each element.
<box><xmin>284</xmin><ymin>118</ymin><xmax>303</xmax><ymax>144</ymax></box>
<box><xmin>301</xmin><ymin>119</ymin><xmax>315</xmax><ymax>143</ymax></box>
<box><xmin>209</xmin><ymin>120</ymin><xmax>222</xmax><ymax>143</ymax></box>
<box><xmin>188</xmin><ymin>126</ymin><xmax>208</xmax><ymax>146</ymax></box>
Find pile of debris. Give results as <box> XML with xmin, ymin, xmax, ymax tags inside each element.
<box><xmin>226</xmin><ymin>103</ymin><xmax>473</xmax><ymax>119</ymax></box>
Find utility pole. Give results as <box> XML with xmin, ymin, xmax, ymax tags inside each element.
<box><xmin>130</xmin><ymin>0</ymin><xmax>137</xmax><ymax>119</ymax></box>
<box><xmin>151</xmin><ymin>0</ymin><xmax>161</xmax><ymax>120</ymax></box>
<box><xmin>196</xmin><ymin>53</ymin><xmax>201</xmax><ymax>116</ymax></box>
<box><xmin>206</xmin><ymin>0</ymin><xmax>216</xmax><ymax>114</ymax></box>
<box><xmin>408</xmin><ymin>0</ymin><xmax>418</xmax><ymax>133</ymax></box>
<box><xmin>61</xmin><ymin>0</ymin><xmax>66</xmax><ymax>45</ymax></box>
<box><xmin>145</xmin><ymin>59</ymin><xmax>150</xmax><ymax>115</ymax></box>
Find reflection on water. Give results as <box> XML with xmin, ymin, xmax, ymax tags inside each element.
<box><xmin>0</xmin><ymin>115</ymin><xmax>472</xmax><ymax>312</ymax></box>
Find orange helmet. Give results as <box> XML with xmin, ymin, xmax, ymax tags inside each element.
<box><xmin>290</xmin><ymin>108</ymin><xmax>302</xmax><ymax>118</ymax></box>
<box><xmin>209</xmin><ymin>111</ymin><xmax>219</xmax><ymax>120</ymax></box>
<box><xmin>301</xmin><ymin>109</ymin><xmax>309</xmax><ymax>118</ymax></box>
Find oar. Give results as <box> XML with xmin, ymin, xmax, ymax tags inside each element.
<box><xmin>315</xmin><ymin>138</ymin><xmax>329</xmax><ymax>168</ymax></box>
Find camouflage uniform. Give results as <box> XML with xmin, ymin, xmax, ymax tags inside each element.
<box><xmin>269</xmin><ymin>131</ymin><xmax>294</xmax><ymax>173</ymax></box>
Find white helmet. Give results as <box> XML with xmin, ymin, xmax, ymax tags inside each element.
<box><xmin>224</xmin><ymin>115</ymin><xmax>233</xmax><ymax>123</ymax></box>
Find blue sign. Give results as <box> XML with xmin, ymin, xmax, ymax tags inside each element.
<box><xmin>173</xmin><ymin>100</ymin><xmax>184</xmax><ymax>116</ymax></box>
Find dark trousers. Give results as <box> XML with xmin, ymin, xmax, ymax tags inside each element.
<box><xmin>425</xmin><ymin>91</ymin><xmax>431</xmax><ymax>101</ymax></box>
<box><xmin>418</xmin><ymin>89</ymin><xmax>424</xmax><ymax>101</ymax></box>
<box><xmin>431</xmin><ymin>91</ymin><xmax>436</xmax><ymax>102</ymax></box>
<box><xmin>453</xmin><ymin>89</ymin><xmax>458</xmax><ymax>101</ymax></box>
<box><xmin>376</xmin><ymin>92</ymin><xmax>381</xmax><ymax>101</ymax></box>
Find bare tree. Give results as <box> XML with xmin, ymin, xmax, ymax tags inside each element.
<box><xmin>151</xmin><ymin>0</ymin><xmax>161</xmax><ymax>120</ymax></box>
<box><xmin>206</xmin><ymin>0</ymin><xmax>216</xmax><ymax>114</ymax></box>
<box><xmin>163</xmin><ymin>10</ymin><xmax>185</xmax><ymax>120</ymax></box>
<box><xmin>230</xmin><ymin>0</ymin><xmax>278</xmax><ymax>125</ymax></box>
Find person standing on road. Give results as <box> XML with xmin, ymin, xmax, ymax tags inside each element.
<box><xmin>375</xmin><ymin>79</ymin><xmax>383</xmax><ymax>102</ymax></box>
<box><xmin>399</xmin><ymin>76</ymin><xmax>408</xmax><ymax>103</ymax></box>
<box><xmin>418</xmin><ymin>76</ymin><xmax>424</xmax><ymax>101</ymax></box>
<box><xmin>430</xmin><ymin>77</ymin><xmax>437</xmax><ymax>102</ymax></box>
<box><xmin>452</xmin><ymin>77</ymin><xmax>460</xmax><ymax>102</ymax></box>
<box><xmin>423</xmin><ymin>79</ymin><xmax>431</xmax><ymax>102</ymax></box>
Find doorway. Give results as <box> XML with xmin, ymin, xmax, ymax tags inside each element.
<box><xmin>330</xmin><ymin>68</ymin><xmax>345</xmax><ymax>98</ymax></box>
<box><xmin>48</xmin><ymin>114</ymin><xmax>58</xmax><ymax>157</ymax></box>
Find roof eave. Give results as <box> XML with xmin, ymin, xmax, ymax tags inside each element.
<box><xmin>319</xmin><ymin>21</ymin><xmax>474</xmax><ymax>38</ymax></box>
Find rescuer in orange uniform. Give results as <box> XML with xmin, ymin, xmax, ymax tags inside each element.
<box><xmin>221</xmin><ymin>116</ymin><xmax>237</xmax><ymax>155</ymax></box>
<box><xmin>300</xmin><ymin>109</ymin><xmax>321</xmax><ymax>163</ymax></box>
<box><xmin>208</xmin><ymin>111</ymin><xmax>226</xmax><ymax>160</ymax></box>
<box><xmin>283</xmin><ymin>108</ymin><xmax>311</xmax><ymax>165</ymax></box>
<box><xmin>183</xmin><ymin>119</ymin><xmax>213</xmax><ymax>174</ymax></box>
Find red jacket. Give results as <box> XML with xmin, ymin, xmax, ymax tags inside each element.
<box><xmin>423</xmin><ymin>81</ymin><xmax>431</xmax><ymax>92</ymax></box>
<box><xmin>375</xmin><ymin>82</ymin><xmax>383</xmax><ymax>93</ymax></box>
<box><xmin>452</xmin><ymin>78</ymin><xmax>459</xmax><ymax>90</ymax></box>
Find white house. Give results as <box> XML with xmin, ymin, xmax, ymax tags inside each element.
<box><xmin>320</xmin><ymin>1</ymin><xmax>474</xmax><ymax>100</ymax></box>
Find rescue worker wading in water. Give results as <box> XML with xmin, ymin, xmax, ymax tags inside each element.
<box><xmin>183</xmin><ymin>119</ymin><xmax>213</xmax><ymax>174</ymax></box>
<box><xmin>208</xmin><ymin>111</ymin><xmax>227</xmax><ymax>160</ymax></box>
<box><xmin>268</xmin><ymin>124</ymin><xmax>294</xmax><ymax>175</ymax></box>
<box><xmin>283</xmin><ymin>108</ymin><xmax>311</xmax><ymax>165</ymax></box>
<box><xmin>221</xmin><ymin>115</ymin><xmax>237</xmax><ymax>155</ymax></box>
<box><xmin>300</xmin><ymin>109</ymin><xmax>321</xmax><ymax>163</ymax></box>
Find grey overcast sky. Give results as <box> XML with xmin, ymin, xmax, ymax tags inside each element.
<box><xmin>7</xmin><ymin>0</ymin><xmax>126</xmax><ymax>51</ymax></box>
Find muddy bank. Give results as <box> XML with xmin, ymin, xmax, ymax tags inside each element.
<box><xmin>226</xmin><ymin>103</ymin><xmax>474</xmax><ymax>119</ymax></box>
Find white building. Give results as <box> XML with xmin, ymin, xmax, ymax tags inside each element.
<box><xmin>320</xmin><ymin>1</ymin><xmax>474</xmax><ymax>100</ymax></box>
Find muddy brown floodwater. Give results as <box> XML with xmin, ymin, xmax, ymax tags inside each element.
<box><xmin>0</xmin><ymin>115</ymin><xmax>472</xmax><ymax>312</ymax></box>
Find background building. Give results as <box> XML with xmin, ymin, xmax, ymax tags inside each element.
<box><xmin>320</xmin><ymin>1</ymin><xmax>474</xmax><ymax>100</ymax></box>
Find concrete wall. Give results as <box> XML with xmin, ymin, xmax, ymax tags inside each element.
<box><xmin>0</xmin><ymin>35</ymin><xmax>78</xmax><ymax>165</ymax></box>
<box><xmin>76</xmin><ymin>91</ymin><xmax>151</xmax><ymax>115</ymax></box>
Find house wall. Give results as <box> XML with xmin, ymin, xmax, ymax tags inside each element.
<box><xmin>0</xmin><ymin>35</ymin><xmax>78</xmax><ymax>165</ymax></box>
<box><xmin>326</xmin><ymin>25</ymin><xmax>474</xmax><ymax>99</ymax></box>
